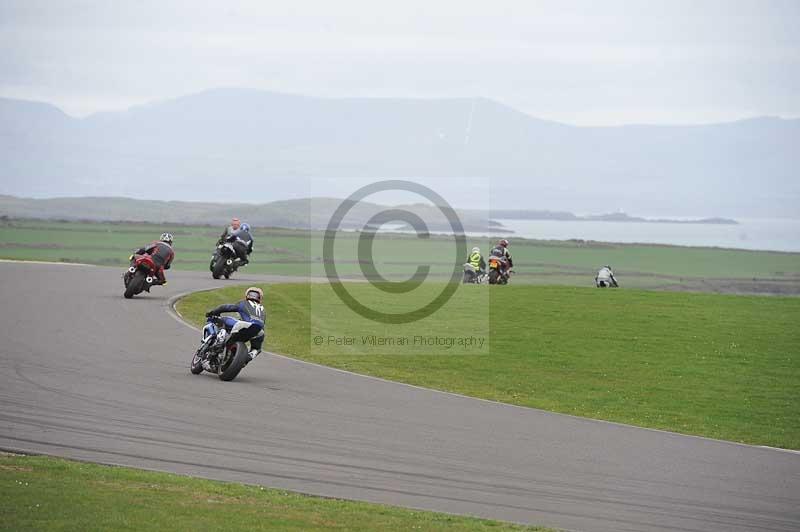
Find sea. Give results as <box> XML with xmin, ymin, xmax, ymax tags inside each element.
<box><xmin>493</xmin><ymin>218</ymin><xmax>800</xmax><ymax>253</ymax></box>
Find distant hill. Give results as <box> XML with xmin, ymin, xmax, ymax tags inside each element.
<box><xmin>0</xmin><ymin>195</ymin><xmax>737</xmax><ymax>233</ymax></box>
<box><xmin>0</xmin><ymin>195</ymin><xmax>498</xmax><ymax>232</ymax></box>
<box><xmin>1</xmin><ymin>88</ymin><xmax>798</xmax><ymax>218</ymax></box>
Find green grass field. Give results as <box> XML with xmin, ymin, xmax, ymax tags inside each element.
<box><xmin>2</xmin><ymin>218</ymin><xmax>799</xmax><ymax>292</ymax></box>
<box><xmin>0</xmin><ymin>454</ymin><xmax>548</xmax><ymax>532</ymax></box>
<box><xmin>178</xmin><ymin>282</ymin><xmax>800</xmax><ymax>449</ymax></box>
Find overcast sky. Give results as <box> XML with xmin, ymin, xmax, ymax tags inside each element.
<box><xmin>1</xmin><ymin>0</ymin><xmax>798</xmax><ymax>126</ymax></box>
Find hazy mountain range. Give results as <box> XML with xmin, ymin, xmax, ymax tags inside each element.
<box><xmin>0</xmin><ymin>195</ymin><xmax>738</xmax><ymax>234</ymax></box>
<box><xmin>1</xmin><ymin>88</ymin><xmax>797</xmax><ymax>218</ymax></box>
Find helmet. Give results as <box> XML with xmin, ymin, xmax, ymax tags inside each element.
<box><xmin>241</xmin><ymin>223</ymin><xmax>250</xmax><ymax>233</ymax></box>
<box><xmin>231</xmin><ymin>218</ymin><xmax>241</xmax><ymax>229</ymax></box>
<box><xmin>471</xmin><ymin>246</ymin><xmax>480</xmax><ymax>254</ymax></box>
<box><xmin>160</xmin><ymin>232</ymin><xmax>173</xmax><ymax>245</ymax></box>
<box><xmin>499</xmin><ymin>239</ymin><xmax>509</xmax><ymax>248</ymax></box>
<box><xmin>245</xmin><ymin>286</ymin><xmax>263</xmax><ymax>303</ymax></box>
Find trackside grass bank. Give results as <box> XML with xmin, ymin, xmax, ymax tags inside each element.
<box><xmin>0</xmin><ymin>454</ymin><xmax>548</xmax><ymax>532</ymax></box>
<box><xmin>3</xmin><ymin>218</ymin><xmax>800</xmax><ymax>293</ymax></box>
<box><xmin>177</xmin><ymin>283</ymin><xmax>800</xmax><ymax>449</ymax></box>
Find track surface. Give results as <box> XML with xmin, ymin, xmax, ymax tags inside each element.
<box><xmin>1</xmin><ymin>262</ymin><xmax>798</xmax><ymax>532</ymax></box>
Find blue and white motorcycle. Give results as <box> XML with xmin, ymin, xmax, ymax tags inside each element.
<box><xmin>189</xmin><ymin>316</ymin><xmax>251</xmax><ymax>381</ymax></box>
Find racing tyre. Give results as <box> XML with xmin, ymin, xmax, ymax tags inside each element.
<box><xmin>211</xmin><ymin>259</ymin><xmax>226</xmax><ymax>280</ymax></box>
<box><xmin>218</xmin><ymin>341</ymin><xmax>249</xmax><ymax>381</ymax></box>
<box><xmin>124</xmin><ymin>270</ymin><xmax>146</xmax><ymax>298</ymax></box>
<box><xmin>488</xmin><ymin>269</ymin><xmax>499</xmax><ymax>285</ymax></box>
<box><xmin>190</xmin><ymin>343</ymin><xmax>209</xmax><ymax>375</ymax></box>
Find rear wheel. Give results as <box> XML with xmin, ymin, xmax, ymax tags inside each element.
<box><xmin>488</xmin><ymin>269</ymin><xmax>499</xmax><ymax>285</ymax></box>
<box><xmin>218</xmin><ymin>341</ymin><xmax>249</xmax><ymax>381</ymax></box>
<box><xmin>124</xmin><ymin>270</ymin><xmax>146</xmax><ymax>298</ymax></box>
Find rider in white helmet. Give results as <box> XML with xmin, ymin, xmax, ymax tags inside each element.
<box><xmin>132</xmin><ymin>233</ymin><xmax>175</xmax><ymax>285</ymax></box>
<box><xmin>205</xmin><ymin>286</ymin><xmax>266</xmax><ymax>359</ymax></box>
<box><xmin>468</xmin><ymin>246</ymin><xmax>486</xmax><ymax>273</ymax></box>
<box><xmin>595</xmin><ymin>265</ymin><xmax>619</xmax><ymax>288</ymax></box>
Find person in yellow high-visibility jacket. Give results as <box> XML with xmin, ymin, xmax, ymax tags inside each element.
<box><xmin>468</xmin><ymin>246</ymin><xmax>486</xmax><ymax>274</ymax></box>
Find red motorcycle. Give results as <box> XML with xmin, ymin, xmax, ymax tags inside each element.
<box><xmin>123</xmin><ymin>253</ymin><xmax>160</xmax><ymax>298</ymax></box>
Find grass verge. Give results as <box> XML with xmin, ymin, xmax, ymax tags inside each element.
<box><xmin>177</xmin><ymin>283</ymin><xmax>800</xmax><ymax>449</ymax></box>
<box><xmin>0</xmin><ymin>453</ymin><xmax>548</xmax><ymax>532</ymax></box>
<box><xmin>3</xmin><ymin>218</ymin><xmax>800</xmax><ymax>292</ymax></box>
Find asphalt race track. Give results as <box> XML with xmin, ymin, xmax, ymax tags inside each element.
<box><xmin>1</xmin><ymin>261</ymin><xmax>798</xmax><ymax>531</ymax></box>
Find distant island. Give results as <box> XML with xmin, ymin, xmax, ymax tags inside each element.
<box><xmin>492</xmin><ymin>210</ymin><xmax>738</xmax><ymax>225</ymax></box>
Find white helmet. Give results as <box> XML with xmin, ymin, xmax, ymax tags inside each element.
<box><xmin>471</xmin><ymin>247</ymin><xmax>481</xmax><ymax>254</ymax></box>
<box><xmin>160</xmin><ymin>232</ymin><xmax>173</xmax><ymax>245</ymax></box>
<box><xmin>245</xmin><ymin>286</ymin><xmax>263</xmax><ymax>303</ymax></box>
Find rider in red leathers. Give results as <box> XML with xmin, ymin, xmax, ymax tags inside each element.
<box><xmin>132</xmin><ymin>233</ymin><xmax>175</xmax><ymax>285</ymax></box>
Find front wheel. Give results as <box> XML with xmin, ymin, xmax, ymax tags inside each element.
<box><xmin>190</xmin><ymin>346</ymin><xmax>206</xmax><ymax>374</ymax></box>
<box><xmin>211</xmin><ymin>258</ymin><xmax>226</xmax><ymax>280</ymax></box>
<box><xmin>218</xmin><ymin>341</ymin><xmax>249</xmax><ymax>381</ymax></box>
<box><xmin>190</xmin><ymin>339</ymin><xmax>214</xmax><ymax>375</ymax></box>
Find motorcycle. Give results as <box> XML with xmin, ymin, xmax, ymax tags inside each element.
<box><xmin>190</xmin><ymin>316</ymin><xmax>252</xmax><ymax>381</ymax></box>
<box><xmin>487</xmin><ymin>256</ymin><xmax>512</xmax><ymax>285</ymax></box>
<box><xmin>123</xmin><ymin>253</ymin><xmax>161</xmax><ymax>298</ymax></box>
<box><xmin>462</xmin><ymin>263</ymin><xmax>488</xmax><ymax>284</ymax></box>
<box><xmin>210</xmin><ymin>241</ymin><xmax>244</xmax><ymax>279</ymax></box>
<box><xmin>596</xmin><ymin>278</ymin><xmax>619</xmax><ymax>288</ymax></box>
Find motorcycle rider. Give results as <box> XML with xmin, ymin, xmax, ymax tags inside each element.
<box><xmin>217</xmin><ymin>217</ymin><xmax>241</xmax><ymax>245</ymax></box>
<box><xmin>205</xmin><ymin>286</ymin><xmax>266</xmax><ymax>359</ymax></box>
<box><xmin>132</xmin><ymin>233</ymin><xmax>174</xmax><ymax>285</ymax></box>
<box><xmin>224</xmin><ymin>222</ymin><xmax>254</xmax><ymax>266</ymax></box>
<box><xmin>468</xmin><ymin>247</ymin><xmax>486</xmax><ymax>273</ymax></box>
<box><xmin>595</xmin><ymin>265</ymin><xmax>619</xmax><ymax>288</ymax></box>
<box><xmin>490</xmin><ymin>239</ymin><xmax>513</xmax><ymax>278</ymax></box>
<box><xmin>464</xmin><ymin>246</ymin><xmax>486</xmax><ymax>282</ymax></box>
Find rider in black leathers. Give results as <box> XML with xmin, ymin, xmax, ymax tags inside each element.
<box><xmin>225</xmin><ymin>223</ymin><xmax>253</xmax><ymax>265</ymax></box>
<box><xmin>490</xmin><ymin>239</ymin><xmax>513</xmax><ymax>279</ymax></box>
